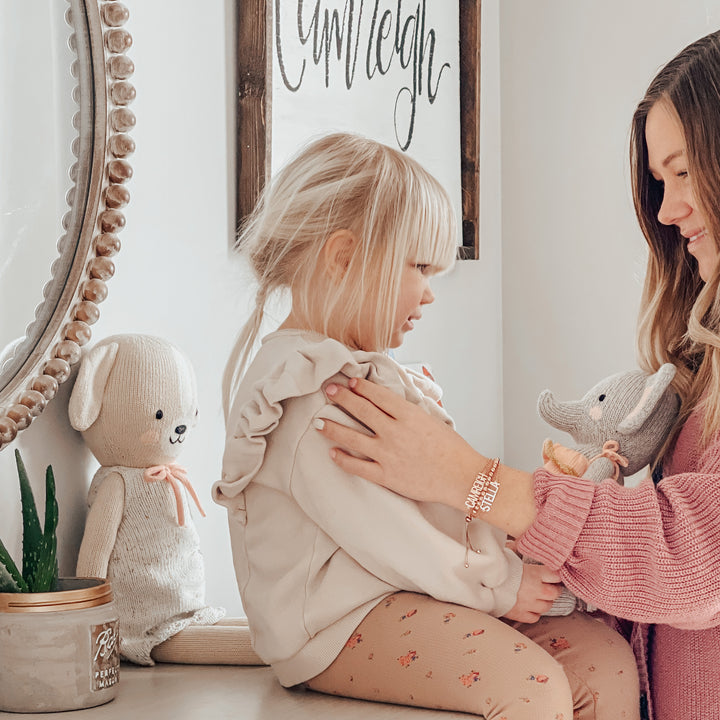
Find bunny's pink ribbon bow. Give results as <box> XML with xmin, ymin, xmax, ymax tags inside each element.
<box><xmin>143</xmin><ymin>463</ymin><xmax>206</xmax><ymax>527</ymax></box>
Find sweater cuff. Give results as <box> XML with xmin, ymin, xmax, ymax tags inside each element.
<box><xmin>514</xmin><ymin>469</ymin><xmax>597</xmax><ymax>569</ymax></box>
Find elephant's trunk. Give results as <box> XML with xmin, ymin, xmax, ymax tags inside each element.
<box><xmin>537</xmin><ymin>390</ymin><xmax>585</xmax><ymax>436</ymax></box>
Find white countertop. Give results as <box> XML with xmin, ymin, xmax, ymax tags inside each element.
<box><xmin>0</xmin><ymin>663</ymin><xmax>470</xmax><ymax>719</ymax></box>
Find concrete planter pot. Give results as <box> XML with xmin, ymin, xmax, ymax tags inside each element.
<box><xmin>0</xmin><ymin>577</ymin><xmax>119</xmax><ymax>713</ymax></box>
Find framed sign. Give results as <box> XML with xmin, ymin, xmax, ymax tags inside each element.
<box><xmin>235</xmin><ymin>1</ymin><xmax>480</xmax><ymax>259</ymax></box>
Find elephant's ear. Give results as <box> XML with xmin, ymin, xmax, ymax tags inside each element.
<box><xmin>618</xmin><ymin>363</ymin><xmax>677</xmax><ymax>434</ymax></box>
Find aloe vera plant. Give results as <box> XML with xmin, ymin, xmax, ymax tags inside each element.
<box><xmin>0</xmin><ymin>449</ymin><xmax>58</xmax><ymax>593</ymax></box>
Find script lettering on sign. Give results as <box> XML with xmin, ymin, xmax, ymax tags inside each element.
<box><xmin>274</xmin><ymin>0</ymin><xmax>452</xmax><ymax>151</ymax></box>
<box><xmin>234</xmin><ymin>0</ymin><xmax>480</xmax><ymax>257</ymax></box>
<box><xmin>271</xmin><ymin>0</ymin><xmax>461</xmax><ymax>236</ymax></box>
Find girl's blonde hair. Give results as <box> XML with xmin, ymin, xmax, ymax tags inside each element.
<box><xmin>223</xmin><ymin>132</ymin><xmax>457</xmax><ymax>413</ymax></box>
<box><xmin>631</xmin><ymin>29</ymin><xmax>720</xmax><ymax>446</ymax></box>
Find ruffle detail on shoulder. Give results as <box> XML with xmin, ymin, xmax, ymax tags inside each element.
<box><xmin>213</xmin><ymin>334</ymin><xmax>451</xmax><ymax>506</ymax></box>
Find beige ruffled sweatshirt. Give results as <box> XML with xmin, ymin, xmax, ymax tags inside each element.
<box><xmin>213</xmin><ymin>330</ymin><xmax>522</xmax><ymax>687</ymax></box>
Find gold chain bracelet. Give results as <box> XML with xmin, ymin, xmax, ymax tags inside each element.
<box><xmin>463</xmin><ymin>457</ymin><xmax>500</xmax><ymax>568</ymax></box>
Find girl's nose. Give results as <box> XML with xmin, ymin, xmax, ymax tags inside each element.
<box><xmin>422</xmin><ymin>284</ymin><xmax>435</xmax><ymax>305</ymax></box>
<box><xmin>657</xmin><ymin>189</ymin><xmax>691</xmax><ymax>226</ymax></box>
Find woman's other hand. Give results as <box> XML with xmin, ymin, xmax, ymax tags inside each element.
<box><xmin>503</xmin><ymin>564</ymin><xmax>564</xmax><ymax>623</ymax></box>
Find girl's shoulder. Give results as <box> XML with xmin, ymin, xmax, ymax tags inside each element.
<box><xmin>249</xmin><ymin>330</ymin><xmax>447</xmax><ymax>412</ymax></box>
<box><xmin>217</xmin><ymin>330</ymin><xmax>451</xmax><ymax>504</ymax></box>
<box><xmin>233</xmin><ymin>330</ymin><xmax>402</xmax><ymax>411</ymax></box>
<box><xmin>247</xmin><ymin>329</ymin><xmax>384</xmax><ymax>390</ymax></box>
<box><xmin>227</xmin><ymin>329</ymin><xmax>450</xmax><ymax>440</ymax></box>
<box><xmin>218</xmin><ymin>331</ymin><xmax>389</xmax><ymax>501</ymax></box>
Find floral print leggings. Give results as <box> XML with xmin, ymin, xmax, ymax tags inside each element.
<box><xmin>306</xmin><ymin>592</ymin><xmax>640</xmax><ymax>719</ymax></box>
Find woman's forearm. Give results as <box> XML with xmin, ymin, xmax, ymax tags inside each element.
<box><xmin>518</xmin><ymin>469</ymin><xmax>720</xmax><ymax>628</ymax></box>
<box><xmin>486</xmin><ymin>463</ymin><xmax>538</xmax><ymax>539</ymax></box>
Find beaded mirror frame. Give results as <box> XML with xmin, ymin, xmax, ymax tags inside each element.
<box><xmin>0</xmin><ymin>0</ymin><xmax>134</xmax><ymax>450</ymax></box>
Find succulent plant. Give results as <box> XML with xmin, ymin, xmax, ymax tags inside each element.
<box><xmin>0</xmin><ymin>449</ymin><xmax>58</xmax><ymax>593</ymax></box>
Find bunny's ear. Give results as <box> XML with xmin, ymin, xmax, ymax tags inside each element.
<box><xmin>68</xmin><ymin>342</ymin><xmax>120</xmax><ymax>431</ymax></box>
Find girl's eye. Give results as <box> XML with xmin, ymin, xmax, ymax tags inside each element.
<box><xmin>155</xmin><ymin>410</ymin><xmax>164</xmax><ymax>420</ymax></box>
<box><xmin>416</xmin><ymin>264</ymin><xmax>431</xmax><ymax>275</ymax></box>
<box><xmin>677</xmin><ymin>170</ymin><xmax>689</xmax><ymax>179</ymax></box>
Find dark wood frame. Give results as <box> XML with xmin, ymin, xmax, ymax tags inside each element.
<box><xmin>234</xmin><ymin>1</ymin><xmax>481</xmax><ymax>259</ymax></box>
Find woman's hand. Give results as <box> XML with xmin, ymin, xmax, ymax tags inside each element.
<box><xmin>317</xmin><ymin>377</ymin><xmax>538</xmax><ymax>538</ymax></box>
<box><xmin>319</xmin><ymin>378</ymin><xmax>480</xmax><ymax>509</ymax></box>
<box><xmin>503</xmin><ymin>564</ymin><xmax>564</xmax><ymax>624</ymax></box>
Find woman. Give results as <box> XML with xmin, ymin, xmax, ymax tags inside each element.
<box><xmin>316</xmin><ymin>29</ymin><xmax>720</xmax><ymax>720</ymax></box>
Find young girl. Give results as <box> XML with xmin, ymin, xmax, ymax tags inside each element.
<box><xmin>316</xmin><ymin>31</ymin><xmax>720</xmax><ymax>720</ymax></box>
<box><xmin>214</xmin><ymin>133</ymin><xmax>639</xmax><ymax>719</ymax></box>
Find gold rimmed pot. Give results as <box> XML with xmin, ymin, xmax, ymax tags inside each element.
<box><xmin>0</xmin><ymin>577</ymin><xmax>119</xmax><ymax>713</ymax></box>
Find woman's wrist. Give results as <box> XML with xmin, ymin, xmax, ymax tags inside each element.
<box><xmin>455</xmin><ymin>455</ymin><xmax>537</xmax><ymax>539</ymax></box>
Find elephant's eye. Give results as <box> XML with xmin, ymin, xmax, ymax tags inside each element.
<box><xmin>598</xmin><ymin>394</ymin><xmax>606</xmax><ymax>402</ymax></box>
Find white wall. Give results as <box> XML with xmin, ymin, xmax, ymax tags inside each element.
<box><xmin>3</xmin><ymin>0</ymin><xmax>719</xmax><ymax>619</ymax></box>
<box><xmin>500</xmin><ymin>1</ymin><xmax>720</xmax><ymax>473</ymax></box>
<box><xmin>0</xmin><ymin>1</ymin><xmax>502</xmax><ymax>617</ymax></box>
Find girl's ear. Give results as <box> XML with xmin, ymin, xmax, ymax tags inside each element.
<box><xmin>322</xmin><ymin>229</ymin><xmax>356</xmax><ymax>280</ymax></box>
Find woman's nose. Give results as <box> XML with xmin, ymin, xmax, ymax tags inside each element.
<box><xmin>657</xmin><ymin>188</ymin><xmax>692</xmax><ymax>226</ymax></box>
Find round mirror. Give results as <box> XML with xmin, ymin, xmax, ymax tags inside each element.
<box><xmin>0</xmin><ymin>0</ymin><xmax>134</xmax><ymax>449</ymax></box>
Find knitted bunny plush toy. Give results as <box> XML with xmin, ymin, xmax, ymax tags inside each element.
<box><xmin>69</xmin><ymin>334</ymin><xmax>262</xmax><ymax>666</ymax></box>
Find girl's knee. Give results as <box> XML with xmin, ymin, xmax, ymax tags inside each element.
<box><xmin>572</xmin><ymin>618</ymin><xmax>639</xmax><ymax>685</ymax></box>
<box><xmin>560</xmin><ymin>629</ymin><xmax>640</xmax><ymax>719</ymax></box>
<box><xmin>482</xmin><ymin>650</ymin><xmax>572</xmax><ymax>719</ymax></box>
<box><xmin>517</xmin><ymin>614</ymin><xmax>640</xmax><ymax>719</ymax></box>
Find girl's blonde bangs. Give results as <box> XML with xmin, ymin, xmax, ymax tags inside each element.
<box><xmin>398</xmin><ymin>166</ymin><xmax>458</xmax><ymax>275</ymax></box>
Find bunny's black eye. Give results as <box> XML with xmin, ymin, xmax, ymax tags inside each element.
<box><xmin>155</xmin><ymin>410</ymin><xmax>164</xmax><ymax>420</ymax></box>
<box><xmin>598</xmin><ymin>394</ymin><xmax>606</xmax><ymax>402</ymax></box>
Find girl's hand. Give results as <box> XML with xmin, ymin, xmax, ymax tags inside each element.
<box><xmin>503</xmin><ymin>563</ymin><xmax>564</xmax><ymax>624</ymax></box>
<box><xmin>319</xmin><ymin>378</ymin><xmax>480</xmax><ymax>509</ymax></box>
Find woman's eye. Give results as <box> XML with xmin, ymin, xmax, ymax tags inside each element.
<box><xmin>155</xmin><ymin>410</ymin><xmax>164</xmax><ymax>420</ymax></box>
<box><xmin>677</xmin><ymin>170</ymin><xmax>689</xmax><ymax>179</ymax></box>
<box><xmin>416</xmin><ymin>264</ymin><xmax>431</xmax><ymax>274</ymax></box>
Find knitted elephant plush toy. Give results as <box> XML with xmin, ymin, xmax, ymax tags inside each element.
<box><xmin>69</xmin><ymin>334</ymin><xmax>263</xmax><ymax>666</ymax></box>
<box><xmin>538</xmin><ymin>363</ymin><xmax>680</xmax><ymax>485</ymax></box>
<box><xmin>531</xmin><ymin>363</ymin><xmax>681</xmax><ymax>615</ymax></box>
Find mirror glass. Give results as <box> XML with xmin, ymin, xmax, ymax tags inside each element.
<box><xmin>0</xmin><ymin>3</ymin><xmax>87</xmax><ymax>387</ymax></box>
<box><xmin>0</xmin><ymin>0</ymin><xmax>134</xmax><ymax>449</ymax></box>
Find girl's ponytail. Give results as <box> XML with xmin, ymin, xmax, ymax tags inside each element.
<box><xmin>222</xmin><ymin>288</ymin><xmax>267</xmax><ymax>418</ymax></box>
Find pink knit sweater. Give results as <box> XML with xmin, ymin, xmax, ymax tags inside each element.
<box><xmin>516</xmin><ymin>404</ymin><xmax>720</xmax><ymax>720</ymax></box>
